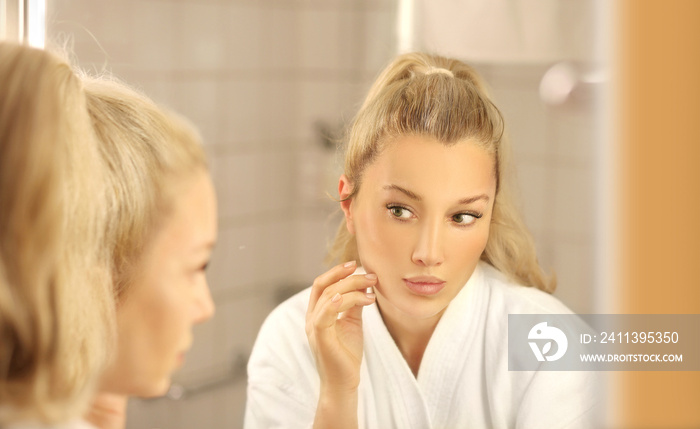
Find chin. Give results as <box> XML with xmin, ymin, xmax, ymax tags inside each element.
<box><xmin>136</xmin><ymin>377</ymin><xmax>172</xmax><ymax>398</ymax></box>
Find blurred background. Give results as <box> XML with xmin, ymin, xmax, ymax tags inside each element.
<box><xmin>4</xmin><ymin>0</ymin><xmax>609</xmax><ymax>427</ymax></box>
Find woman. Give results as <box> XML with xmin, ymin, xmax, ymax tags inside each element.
<box><xmin>0</xmin><ymin>43</ymin><xmax>113</xmax><ymax>427</ymax></box>
<box><xmin>245</xmin><ymin>53</ymin><xmax>599</xmax><ymax>428</ymax></box>
<box><xmin>80</xmin><ymin>78</ymin><xmax>217</xmax><ymax>428</ymax></box>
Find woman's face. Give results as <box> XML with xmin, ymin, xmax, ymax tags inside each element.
<box><xmin>102</xmin><ymin>170</ymin><xmax>217</xmax><ymax>397</ymax></box>
<box><xmin>341</xmin><ymin>135</ymin><xmax>496</xmax><ymax>322</ymax></box>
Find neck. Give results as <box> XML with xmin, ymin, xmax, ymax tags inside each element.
<box><xmin>377</xmin><ymin>299</ymin><xmax>445</xmax><ymax>377</ymax></box>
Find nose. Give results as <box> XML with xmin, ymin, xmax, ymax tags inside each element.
<box><xmin>193</xmin><ymin>279</ymin><xmax>215</xmax><ymax>324</ymax></box>
<box><xmin>411</xmin><ymin>218</ymin><xmax>445</xmax><ymax>267</ymax></box>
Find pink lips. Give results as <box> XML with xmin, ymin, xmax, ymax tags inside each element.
<box><xmin>403</xmin><ymin>276</ymin><xmax>446</xmax><ymax>296</ymax></box>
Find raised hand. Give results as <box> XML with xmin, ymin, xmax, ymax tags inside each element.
<box><xmin>305</xmin><ymin>261</ymin><xmax>377</xmax><ymax>429</ymax></box>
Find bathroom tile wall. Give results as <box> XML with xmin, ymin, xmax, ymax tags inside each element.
<box><xmin>49</xmin><ymin>0</ymin><xmax>397</xmax><ymax>428</ymax></box>
<box><xmin>480</xmin><ymin>62</ymin><xmax>602</xmax><ymax>314</ymax></box>
<box><xmin>48</xmin><ymin>1</ymin><xmax>600</xmax><ymax>427</ymax></box>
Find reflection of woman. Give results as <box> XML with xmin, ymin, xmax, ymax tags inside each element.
<box><xmin>82</xmin><ymin>79</ymin><xmax>217</xmax><ymax>428</ymax></box>
<box><xmin>246</xmin><ymin>53</ymin><xmax>598</xmax><ymax>428</ymax></box>
<box><xmin>0</xmin><ymin>43</ymin><xmax>113</xmax><ymax>427</ymax></box>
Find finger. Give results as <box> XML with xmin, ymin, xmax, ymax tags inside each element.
<box><xmin>334</xmin><ymin>290</ymin><xmax>376</xmax><ymax>315</ymax></box>
<box><xmin>313</xmin><ymin>290</ymin><xmax>375</xmax><ymax>331</ymax></box>
<box><xmin>314</xmin><ymin>274</ymin><xmax>376</xmax><ymax>318</ymax></box>
<box><xmin>308</xmin><ymin>261</ymin><xmax>357</xmax><ymax>312</ymax></box>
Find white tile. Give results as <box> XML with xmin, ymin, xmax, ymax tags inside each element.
<box><xmin>339</xmin><ymin>81</ymin><xmax>368</xmax><ymax>125</ymax></box>
<box><xmin>295</xmin><ymin>214</ymin><xmax>336</xmax><ymax>283</ymax></box>
<box><xmin>551</xmin><ymin>165</ymin><xmax>596</xmax><ymax>239</ymax></box>
<box><xmin>551</xmin><ymin>107</ymin><xmax>598</xmax><ymax>166</ymax></box>
<box><xmin>363</xmin><ymin>8</ymin><xmax>397</xmax><ymax>74</ymax></box>
<box><xmin>169</xmin><ymin>79</ymin><xmax>221</xmax><ymax>146</ymax></box>
<box><xmin>259</xmin><ymin>79</ymin><xmax>301</xmax><ymax>143</ymax></box>
<box><xmin>128</xmin><ymin>1</ymin><xmax>180</xmax><ymax>71</ymax></box>
<box><xmin>298</xmin><ymin>79</ymin><xmax>342</xmax><ymax>143</ymax></box>
<box><xmin>511</xmin><ymin>160</ymin><xmax>550</xmax><ymax>235</ymax></box>
<box><xmin>137</xmin><ymin>76</ymin><xmax>176</xmax><ymax>109</ymax></box>
<box><xmin>490</xmin><ymin>85</ymin><xmax>550</xmax><ymax>161</ymax></box>
<box><xmin>260</xmin><ymin>150</ymin><xmax>296</xmax><ymax>213</ymax></box>
<box><xmin>551</xmin><ymin>240</ymin><xmax>597</xmax><ymax>314</ymax></box>
<box><xmin>213</xmin><ymin>293</ymin><xmax>276</xmax><ymax>367</ymax></box>
<box><xmin>224</xmin><ymin>4</ymin><xmax>264</xmax><ymax>71</ymax></box>
<box><xmin>175</xmin><ymin>2</ymin><xmax>227</xmax><ymax>71</ymax></box>
<box><xmin>177</xmin><ymin>317</ymin><xmax>217</xmax><ymax>376</ymax></box>
<box><xmin>300</xmin><ymin>8</ymin><xmax>342</xmax><ymax>70</ymax></box>
<box><xmin>213</xmin><ymin>382</ymin><xmax>248</xmax><ymax>428</ymax></box>
<box><xmin>260</xmin><ymin>220</ymin><xmax>296</xmax><ymax>286</ymax></box>
<box><xmin>212</xmin><ymin>153</ymin><xmax>265</xmax><ymax>220</ymax></box>
<box><xmin>338</xmin><ymin>9</ymin><xmax>365</xmax><ymax>72</ymax></box>
<box><xmin>125</xmin><ymin>396</ymin><xmax>169</xmax><ymax>429</ymax></box>
<box><xmin>208</xmin><ymin>225</ymin><xmax>264</xmax><ymax>292</ymax></box>
<box><xmin>219</xmin><ymin>80</ymin><xmax>264</xmax><ymax>148</ymax></box>
<box><xmin>165</xmin><ymin>390</ymin><xmax>219</xmax><ymax>429</ymax></box>
<box><xmin>261</xmin><ymin>8</ymin><xmax>301</xmax><ymax>70</ymax></box>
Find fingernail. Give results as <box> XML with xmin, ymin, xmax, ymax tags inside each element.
<box><xmin>344</xmin><ymin>261</ymin><xmax>356</xmax><ymax>268</ymax></box>
<box><xmin>365</xmin><ymin>274</ymin><xmax>377</xmax><ymax>281</ymax></box>
<box><xmin>331</xmin><ymin>293</ymin><xmax>341</xmax><ymax>303</ymax></box>
<box><xmin>365</xmin><ymin>292</ymin><xmax>376</xmax><ymax>300</ymax></box>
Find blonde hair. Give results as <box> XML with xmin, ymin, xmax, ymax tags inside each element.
<box><xmin>328</xmin><ymin>52</ymin><xmax>555</xmax><ymax>292</ymax></box>
<box><xmin>0</xmin><ymin>43</ymin><xmax>114</xmax><ymax>424</ymax></box>
<box><xmin>83</xmin><ymin>77</ymin><xmax>208</xmax><ymax>299</ymax></box>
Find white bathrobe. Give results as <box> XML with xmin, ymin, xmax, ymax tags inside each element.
<box><xmin>245</xmin><ymin>262</ymin><xmax>600</xmax><ymax>429</ymax></box>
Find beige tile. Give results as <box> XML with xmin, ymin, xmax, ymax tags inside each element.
<box><xmin>169</xmin><ymin>79</ymin><xmax>221</xmax><ymax>146</ymax></box>
<box><xmin>298</xmin><ymin>78</ymin><xmax>342</xmax><ymax>143</ymax></box>
<box><xmin>175</xmin><ymin>2</ymin><xmax>227</xmax><ymax>71</ymax></box>
<box><xmin>212</xmin><ymin>153</ymin><xmax>264</xmax><ymax>220</ymax></box>
<box><xmin>262</xmin><ymin>7</ymin><xmax>301</xmax><ymax>70</ymax></box>
<box><xmin>224</xmin><ymin>3</ymin><xmax>264</xmax><ymax>71</ymax></box>
<box><xmin>178</xmin><ymin>317</ymin><xmax>217</xmax><ymax>376</ymax></box>
<box><xmin>213</xmin><ymin>225</ymin><xmax>265</xmax><ymax>291</ymax></box>
<box><xmin>490</xmin><ymin>84</ymin><xmax>550</xmax><ymax>161</ymax></box>
<box><xmin>219</xmin><ymin>79</ymin><xmax>264</xmax><ymax>148</ymax></box>
<box><xmin>551</xmin><ymin>164</ymin><xmax>596</xmax><ymax>239</ymax></box>
<box><xmin>259</xmin><ymin>79</ymin><xmax>301</xmax><ymax>143</ymax></box>
<box><xmin>363</xmin><ymin>8</ymin><xmax>397</xmax><ymax>73</ymax></box>
<box><xmin>551</xmin><ymin>240</ymin><xmax>597</xmax><ymax>314</ymax></box>
<box><xmin>260</xmin><ymin>220</ymin><xmax>296</xmax><ymax>286</ymax></box>
<box><xmin>300</xmin><ymin>8</ymin><xmax>342</xmax><ymax>71</ymax></box>
<box><xmin>130</xmin><ymin>0</ymin><xmax>178</xmax><ymax>71</ymax></box>
<box><xmin>512</xmin><ymin>160</ymin><xmax>551</xmax><ymax>235</ymax></box>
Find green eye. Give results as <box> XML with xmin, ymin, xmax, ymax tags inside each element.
<box><xmin>388</xmin><ymin>206</ymin><xmax>412</xmax><ymax>219</ymax></box>
<box><xmin>452</xmin><ymin>213</ymin><xmax>479</xmax><ymax>225</ymax></box>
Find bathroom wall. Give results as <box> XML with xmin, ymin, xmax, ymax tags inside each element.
<box><xmin>47</xmin><ymin>1</ymin><xmax>603</xmax><ymax>427</ymax></box>
<box><xmin>48</xmin><ymin>0</ymin><xmax>398</xmax><ymax>427</ymax></box>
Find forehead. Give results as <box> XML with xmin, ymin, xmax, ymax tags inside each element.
<box><xmin>363</xmin><ymin>135</ymin><xmax>496</xmax><ymax>197</ymax></box>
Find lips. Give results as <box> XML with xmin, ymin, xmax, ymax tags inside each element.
<box><xmin>403</xmin><ymin>276</ymin><xmax>446</xmax><ymax>296</ymax></box>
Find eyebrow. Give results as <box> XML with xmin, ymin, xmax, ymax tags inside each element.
<box><xmin>383</xmin><ymin>184</ymin><xmax>490</xmax><ymax>205</ymax></box>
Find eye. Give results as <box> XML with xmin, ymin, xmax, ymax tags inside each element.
<box><xmin>387</xmin><ymin>205</ymin><xmax>413</xmax><ymax>220</ymax></box>
<box><xmin>452</xmin><ymin>212</ymin><xmax>482</xmax><ymax>226</ymax></box>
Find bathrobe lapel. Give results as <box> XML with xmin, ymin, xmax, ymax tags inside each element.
<box><xmin>361</xmin><ymin>264</ymin><xmax>486</xmax><ymax>429</ymax></box>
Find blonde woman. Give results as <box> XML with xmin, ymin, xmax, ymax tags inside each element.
<box><xmin>0</xmin><ymin>43</ymin><xmax>112</xmax><ymax>428</ymax></box>
<box><xmin>81</xmin><ymin>78</ymin><xmax>217</xmax><ymax>429</ymax></box>
<box><xmin>245</xmin><ymin>53</ymin><xmax>599</xmax><ymax>428</ymax></box>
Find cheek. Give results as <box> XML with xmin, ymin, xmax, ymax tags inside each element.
<box><xmin>452</xmin><ymin>224</ymin><xmax>490</xmax><ymax>263</ymax></box>
<box><xmin>354</xmin><ymin>210</ymin><xmax>414</xmax><ymax>270</ymax></box>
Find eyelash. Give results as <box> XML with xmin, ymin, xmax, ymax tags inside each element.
<box><xmin>386</xmin><ymin>204</ymin><xmax>483</xmax><ymax>226</ymax></box>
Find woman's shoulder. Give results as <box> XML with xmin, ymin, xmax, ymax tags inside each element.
<box><xmin>479</xmin><ymin>262</ymin><xmax>574</xmax><ymax>315</ymax></box>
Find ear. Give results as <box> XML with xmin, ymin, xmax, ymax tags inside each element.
<box><xmin>338</xmin><ymin>174</ymin><xmax>355</xmax><ymax>235</ymax></box>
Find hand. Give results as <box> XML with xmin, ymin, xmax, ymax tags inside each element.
<box><xmin>305</xmin><ymin>261</ymin><xmax>377</xmax><ymax>393</ymax></box>
<box><xmin>84</xmin><ymin>392</ymin><xmax>128</xmax><ymax>429</ymax></box>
